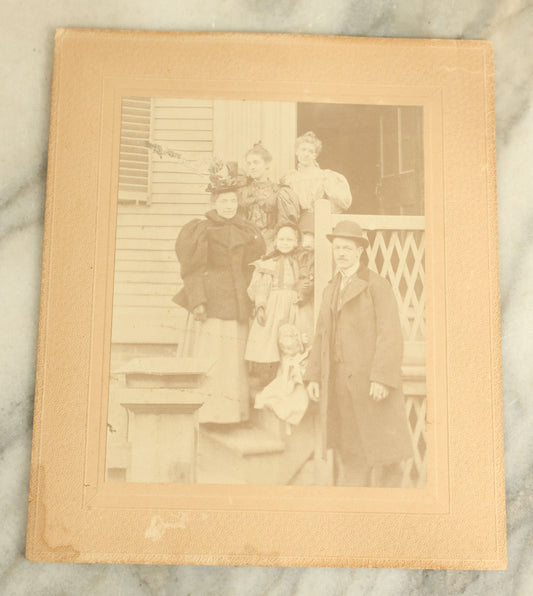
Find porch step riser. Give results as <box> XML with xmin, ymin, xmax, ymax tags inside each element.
<box><xmin>198</xmin><ymin>411</ymin><xmax>315</xmax><ymax>485</ymax></box>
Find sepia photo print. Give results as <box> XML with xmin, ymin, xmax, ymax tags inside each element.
<box><xmin>105</xmin><ymin>98</ymin><xmax>426</xmax><ymax>489</ymax></box>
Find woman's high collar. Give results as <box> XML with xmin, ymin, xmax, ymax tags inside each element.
<box><xmin>297</xmin><ymin>161</ymin><xmax>320</xmax><ymax>171</ymax></box>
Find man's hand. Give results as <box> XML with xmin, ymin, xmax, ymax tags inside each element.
<box><xmin>369</xmin><ymin>382</ymin><xmax>389</xmax><ymax>402</ymax></box>
<box><xmin>307</xmin><ymin>381</ymin><xmax>320</xmax><ymax>402</ymax></box>
<box><xmin>192</xmin><ymin>304</ymin><xmax>207</xmax><ymax>322</ymax></box>
<box><xmin>256</xmin><ymin>306</ymin><xmax>266</xmax><ymax>326</ymax></box>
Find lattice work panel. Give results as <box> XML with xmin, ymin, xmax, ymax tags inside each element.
<box><xmin>366</xmin><ymin>229</ymin><xmax>425</xmax><ymax>341</ymax></box>
<box><xmin>365</xmin><ymin>227</ymin><xmax>426</xmax><ymax>487</ymax></box>
<box><xmin>401</xmin><ymin>394</ymin><xmax>427</xmax><ymax>488</ymax></box>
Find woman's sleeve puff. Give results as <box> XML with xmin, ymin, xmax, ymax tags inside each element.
<box><xmin>322</xmin><ymin>169</ymin><xmax>352</xmax><ymax>213</ymax></box>
<box><xmin>276</xmin><ymin>184</ymin><xmax>300</xmax><ymax>225</ymax></box>
<box><xmin>279</xmin><ymin>170</ymin><xmax>296</xmax><ymax>188</ymax></box>
<box><xmin>175</xmin><ymin>219</ymin><xmax>208</xmax><ymax>311</ymax></box>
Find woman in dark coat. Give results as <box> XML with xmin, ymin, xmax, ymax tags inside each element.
<box><xmin>174</xmin><ymin>163</ymin><xmax>266</xmax><ymax>423</ymax></box>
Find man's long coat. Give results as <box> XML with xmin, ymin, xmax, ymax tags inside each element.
<box><xmin>304</xmin><ymin>265</ymin><xmax>413</xmax><ymax>466</ymax></box>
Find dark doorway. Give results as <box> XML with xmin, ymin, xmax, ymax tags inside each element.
<box><xmin>297</xmin><ymin>103</ymin><xmax>424</xmax><ymax>215</ymax></box>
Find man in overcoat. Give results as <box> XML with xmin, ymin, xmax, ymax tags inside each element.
<box><xmin>305</xmin><ymin>220</ymin><xmax>413</xmax><ymax>486</ymax></box>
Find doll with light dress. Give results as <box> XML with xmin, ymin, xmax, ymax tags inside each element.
<box><xmin>254</xmin><ymin>323</ymin><xmax>310</xmax><ymax>434</ymax></box>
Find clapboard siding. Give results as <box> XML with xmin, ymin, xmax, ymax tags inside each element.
<box><xmin>122</xmin><ymin>194</ymin><xmax>206</xmax><ymax>205</ymax></box>
<box><xmin>116</xmin><ymin>249</ymin><xmax>176</xmax><ymax>261</ymax></box>
<box><xmin>116</xmin><ymin>260</ymin><xmax>179</xmax><ymax>273</ymax></box>
<box><xmin>151</xmin><ymin>163</ymin><xmax>212</xmax><ymax>175</ymax></box>
<box><xmin>117</xmin><ymin>212</ymin><xmax>201</xmax><ymax>226</ymax></box>
<box><xmin>116</xmin><ymin>225</ymin><xmax>192</xmax><ymax>240</ymax></box>
<box><xmin>151</xmin><ymin>194</ymin><xmax>207</xmax><ymax>203</ymax></box>
<box><xmin>147</xmin><ymin>183</ymin><xmax>208</xmax><ymax>195</ymax></box>
<box><xmin>112</xmin><ymin>98</ymin><xmax>297</xmax><ymax>344</ymax></box>
<box><xmin>115</xmin><ymin>238</ymin><xmax>179</xmax><ymax>251</ymax></box>
<box><xmin>114</xmin><ymin>270</ymin><xmax>178</xmax><ymax>284</ymax></box>
<box><xmin>118</xmin><ymin>202</ymin><xmax>205</xmax><ymax>214</ymax></box>
<box><xmin>111</xmin><ymin>309</ymin><xmax>187</xmax><ymax>344</ymax></box>
<box><xmin>155</xmin><ymin>107</ymin><xmax>213</xmax><ymax>119</ymax></box>
<box><xmin>114</xmin><ymin>282</ymin><xmax>178</xmax><ymax>296</ymax></box>
<box><xmin>112</xmin><ymin>97</ymin><xmax>212</xmax><ymax>344</ymax></box>
<box><xmin>151</xmin><ymin>171</ymin><xmax>212</xmax><ymax>183</ymax></box>
<box><xmin>113</xmin><ymin>294</ymin><xmax>182</xmax><ymax>307</ymax></box>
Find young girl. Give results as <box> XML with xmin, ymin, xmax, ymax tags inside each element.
<box><xmin>245</xmin><ymin>223</ymin><xmax>303</xmax><ymax>390</ymax></box>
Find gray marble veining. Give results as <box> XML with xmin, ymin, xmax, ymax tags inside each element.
<box><xmin>1</xmin><ymin>1</ymin><xmax>532</xmax><ymax>594</ymax></box>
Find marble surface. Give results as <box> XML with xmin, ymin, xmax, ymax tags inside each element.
<box><xmin>1</xmin><ymin>1</ymin><xmax>532</xmax><ymax>594</ymax></box>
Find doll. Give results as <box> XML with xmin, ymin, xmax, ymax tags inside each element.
<box><xmin>254</xmin><ymin>323</ymin><xmax>310</xmax><ymax>433</ymax></box>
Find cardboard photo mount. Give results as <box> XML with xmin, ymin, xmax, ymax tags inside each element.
<box><xmin>26</xmin><ymin>30</ymin><xmax>506</xmax><ymax>569</ymax></box>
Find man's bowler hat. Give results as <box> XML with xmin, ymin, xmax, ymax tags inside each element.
<box><xmin>326</xmin><ymin>220</ymin><xmax>369</xmax><ymax>247</ymax></box>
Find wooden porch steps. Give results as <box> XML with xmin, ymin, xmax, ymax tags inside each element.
<box><xmin>196</xmin><ymin>408</ymin><xmax>315</xmax><ymax>485</ymax></box>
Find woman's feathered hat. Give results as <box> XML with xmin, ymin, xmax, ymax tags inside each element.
<box><xmin>206</xmin><ymin>161</ymin><xmax>247</xmax><ymax>194</ymax></box>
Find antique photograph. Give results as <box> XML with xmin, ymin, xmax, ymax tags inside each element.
<box><xmin>105</xmin><ymin>98</ymin><xmax>426</xmax><ymax>488</ymax></box>
<box><xmin>25</xmin><ymin>31</ymin><xmax>505</xmax><ymax>569</ymax></box>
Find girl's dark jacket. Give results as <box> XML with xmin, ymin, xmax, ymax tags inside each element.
<box><xmin>173</xmin><ymin>210</ymin><xmax>266</xmax><ymax>322</ymax></box>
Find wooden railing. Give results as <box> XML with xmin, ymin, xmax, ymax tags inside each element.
<box><xmin>314</xmin><ymin>200</ymin><xmax>426</xmax><ymax>487</ymax></box>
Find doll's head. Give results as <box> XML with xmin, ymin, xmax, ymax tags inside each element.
<box><xmin>245</xmin><ymin>141</ymin><xmax>272</xmax><ymax>181</ymax></box>
<box><xmin>278</xmin><ymin>323</ymin><xmax>303</xmax><ymax>357</ymax></box>
<box><xmin>301</xmin><ymin>233</ymin><xmax>314</xmax><ymax>250</ymax></box>
<box><xmin>275</xmin><ymin>223</ymin><xmax>300</xmax><ymax>254</ymax></box>
<box><xmin>298</xmin><ymin>212</ymin><xmax>315</xmax><ymax>250</ymax></box>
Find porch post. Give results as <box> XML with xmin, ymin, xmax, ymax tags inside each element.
<box><xmin>117</xmin><ymin>357</ymin><xmax>211</xmax><ymax>483</ymax></box>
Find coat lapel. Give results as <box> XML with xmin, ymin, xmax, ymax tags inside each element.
<box><xmin>337</xmin><ymin>274</ymin><xmax>368</xmax><ymax>311</ymax></box>
<box><xmin>328</xmin><ymin>273</ymin><xmax>342</xmax><ymax>314</ymax></box>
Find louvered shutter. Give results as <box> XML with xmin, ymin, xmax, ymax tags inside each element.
<box><xmin>112</xmin><ymin>98</ymin><xmax>215</xmax><ymax>344</ymax></box>
<box><xmin>118</xmin><ymin>97</ymin><xmax>152</xmax><ymax>204</ymax></box>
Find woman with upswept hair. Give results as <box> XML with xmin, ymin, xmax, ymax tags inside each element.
<box><xmin>238</xmin><ymin>141</ymin><xmax>300</xmax><ymax>249</ymax></box>
<box><xmin>281</xmin><ymin>131</ymin><xmax>352</xmax><ymax>215</ymax></box>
